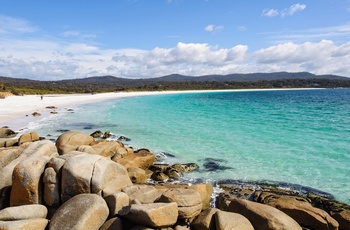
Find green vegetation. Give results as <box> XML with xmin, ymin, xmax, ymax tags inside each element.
<box><xmin>1</xmin><ymin>72</ymin><xmax>350</xmax><ymax>95</ymax></box>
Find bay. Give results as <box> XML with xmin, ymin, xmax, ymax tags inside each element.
<box><xmin>28</xmin><ymin>88</ymin><xmax>350</xmax><ymax>204</ymax></box>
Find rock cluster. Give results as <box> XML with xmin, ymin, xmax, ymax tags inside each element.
<box><xmin>0</xmin><ymin>129</ymin><xmax>349</xmax><ymax>229</ymax></box>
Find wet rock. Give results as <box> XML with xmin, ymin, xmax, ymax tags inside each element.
<box><xmin>219</xmin><ymin>183</ymin><xmax>256</xmax><ymax>200</ymax></box>
<box><xmin>103</xmin><ymin>131</ymin><xmax>111</xmax><ymax>139</ymax></box>
<box><xmin>151</xmin><ymin>171</ymin><xmax>169</xmax><ymax>182</ymax></box>
<box><xmin>56</xmin><ymin>129</ymin><xmax>70</xmax><ymax>133</ymax></box>
<box><xmin>90</xmin><ymin>130</ymin><xmax>103</xmax><ymax>138</ymax></box>
<box><xmin>45</xmin><ymin>106</ymin><xmax>57</xmax><ymax>109</ymax></box>
<box><xmin>118</xmin><ymin>135</ymin><xmax>131</xmax><ymax>141</ymax></box>
<box><xmin>32</xmin><ymin>112</ymin><xmax>41</xmax><ymax>117</ymax></box>
<box><xmin>149</xmin><ymin>164</ymin><xmax>170</xmax><ymax>173</ymax></box>
<box><xmin>0</xmin><ymin>127</ymin><xmax>17</xmax><ymax>138</ymax></box>
<box><xmin>165</xmin><ymin>168</ymin><xmax>183</xmax><ymax>179</ymax></box>
<box><xmin>172</xmin><ymin>163</ymin><xmax>199</xmax><ymax>173</ymax></box>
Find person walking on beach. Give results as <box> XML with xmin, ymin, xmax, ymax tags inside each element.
<box><xmin>41</xmin><ymin>95</ymin><xmax>43</xmax><ymax>100</ymax></box>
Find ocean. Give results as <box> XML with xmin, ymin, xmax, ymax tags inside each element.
<box><xmin>26</xmin><ymin>88</ymin><xmax>350</xmax><ymax>204</ymax></box>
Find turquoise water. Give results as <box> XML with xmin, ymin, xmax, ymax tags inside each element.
<box><xmin>28</xmin><ymin>89</ymin><xmax>350</xmax><ymax>204</ymax></box>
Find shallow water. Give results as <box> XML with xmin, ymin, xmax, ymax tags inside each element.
<box><xmin>27</xmin><ymin>89</ymin><xmax>350</xmax><ymax>204</ymax></box>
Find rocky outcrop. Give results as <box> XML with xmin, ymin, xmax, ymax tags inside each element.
<box><xmin>159</xmin><ymin>188</ymin><xmax>202</xmax><ymax>221</ymax></box>
<box><xmin>56</xmin><ymin>131</ymin><xmax>95</xmax><ymax>154</ymax></box>
<box><xmin>49</xmin><ymin>194</ymin><xmax>109</xmax><ymax>230</ymax></box>
<box><xmin>17</xmin><ymin>132</ymin><xmax>39</xmax><ymax>145</ymax></box>
<box><xmin>116</xmin><ymin>148</ymin><xmax>156</xmax><ymax>169</ymax></box>
<box><xmin>10</xmin><ymin>156</ymin><xmax>52</xmax><ymax>206</ymax></box>
<box><xmin>61</xmin><ymin>153</ymin><xmax>132</xmax><ymax>202</ymax></box>
<box><xmin>120</xmin><ymin>202</ymin><xmax>178</xmax><ymax>228</ymax></box>
<box><xmin>123</xmin><ymin>185</ymin><xmax>163</xmax><ymax>204</ymax></box>
<box><xmin>256</xmin><ymin>192</ymin><xmax>339</xmax><ymax>230</ymax></box>
<box><xmin>0</xmin><ymin>140</ymin><xmax>57</xmax><ymax>191</ymax></box>
<box><xmin>0</xmin><ymin>127</ymin><xmax>17</xmax><ymax>138</ymax></box>
<box><xmin>215</xmin><ymin>210</ymin><xmax>254</xmax><ymax>230</ymax></box>
<box><xmin>331</xmin><ymin>210</ymin><xmax>350</xmax><ymax>230</ymax></box>
<box><xmin>218</xmin><ymin>194</ymin><xmax>302</xmax><ymax>230</ymax></box>
<box><xmin>0</xmin><ymin>204</ymin><xmax>48</xmax><ymax>230</ymax></box>
<box><xmin>104</xmin><ymin>192</ymin><xmax>130</xmax><ymax>217</ymax></box>
<box><xmin>0</xmin><ymin>204</ymin><xmax>47</xmax><ymax>220</ymax></box>
<box><xmin>0</xmin><ymin>218</ymin><xmax>49</xmax><ymax>230</ymax></box>
<box><xmin>90</xmin><ymin>140</ymin><xmax>123</xmax><ymax>157</ymax></box>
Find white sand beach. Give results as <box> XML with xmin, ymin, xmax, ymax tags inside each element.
<box><xmin>0</xmin><ymin>91</ymin><xmax>165</xmax><ymax>130</ymax></box>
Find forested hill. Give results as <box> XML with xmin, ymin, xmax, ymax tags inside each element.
<box><xmin>1</xmin><ymin>72</ymin><xmax>350</xmax><ymax>94</ymax></box>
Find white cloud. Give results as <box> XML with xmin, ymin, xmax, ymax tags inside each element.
<box><xmin>204</xmin><ymin>24</ymin><xmax>224</xmax><ymax>33</ymax></box>
<box><xmin>281</xmin><ymin>3</ymin><xmax>306</xmax><ymax>17</ymax></box>
<box><xmin>0</xmin><ymin>15</ymin><xmax>39</xmax><ymax>34</ymax></box>
<box><xmin>1</xmin><ymin>35</ymin><xmax>350</xmax><ymax>80</ymax></box>
<box><xmin>262</xmin><ymin>23</ymin><xmax>350</xmax><ymax>44</ymax></box>
<box><xmin>262</xmin><ymin>8</ymin><xmax>279</xmax><ymax>17</ymax></box>
<box><xmin>0</xmin><ymin>15</ymin><xmax>349</xmax><ymax>80</ymax></box>
<box><xmin>263</xmin><ymin>3</ymin><xmax>306</xmax><ymax>18</ymax></box>
<box><xmin>252</xmin><ymin>40</ymin><xmax>350</xmax><ymax>76</ymax></box>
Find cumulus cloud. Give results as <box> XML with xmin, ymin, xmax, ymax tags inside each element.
<box><xmin>1</xmin><ymin>36</ymin><xmax>350</xmax><ymax>80</ymax></box>
<box><xmin>262</xmin><ymin>3</ymin><xmax>306</xmax><ymax>17</ymax></box>
<box><xmin>1</xmin><ymin>15</ymin><xmax>349</xmax><ymax>80</ymax></box>
<box><xmin>204</xmin><ymin>24</ymin><xmax>224</xmax><ymax>33</ymax></box>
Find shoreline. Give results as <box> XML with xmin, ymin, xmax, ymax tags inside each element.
<box><xmin>0</xmin><ymin>88</ymin><xmax>324</xmax><ymax>131</ymax></box>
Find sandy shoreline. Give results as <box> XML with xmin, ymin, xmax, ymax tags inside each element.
<box><xmin>0</xmin><ymin>88</ymin><xmax>322</xmax><ymax>131</ymax></box>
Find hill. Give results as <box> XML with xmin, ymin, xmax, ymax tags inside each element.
<box><xmin>0</xmin><ymin>72</ymin><xmax>349</xmax><ymax>95</ymax></box>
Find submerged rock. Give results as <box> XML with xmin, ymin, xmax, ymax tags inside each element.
<box><xmin>202</xmin><ymin>158</ymin><xmax>234</xmax><ymax>171</ymax></box>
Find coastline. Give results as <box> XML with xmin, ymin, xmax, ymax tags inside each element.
<box><xmin>1</xmin><ymin>88</ymin><xmax>349</xmax><ymax>229</ymax></box>
<box><xmin>0</xmin><ymin>88</ymin><xmax>323</xmax><ymax>131</ymax></box>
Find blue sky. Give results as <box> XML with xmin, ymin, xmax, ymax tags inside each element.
<box><xmin>0</xmin><ymin>0</ymin><xmax>350</xmax><ymax>80</ymax></box>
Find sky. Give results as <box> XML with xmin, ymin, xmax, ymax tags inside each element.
<box><xmin>0</xmin><ymin>0</ymin><xmax>350</xmax><ymax>80</ymax></box>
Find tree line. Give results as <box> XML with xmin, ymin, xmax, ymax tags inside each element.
<box><xmin>1</xmin><ymin>78</ymin><xmax>350</xmax><ymax>95</ymax></box>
